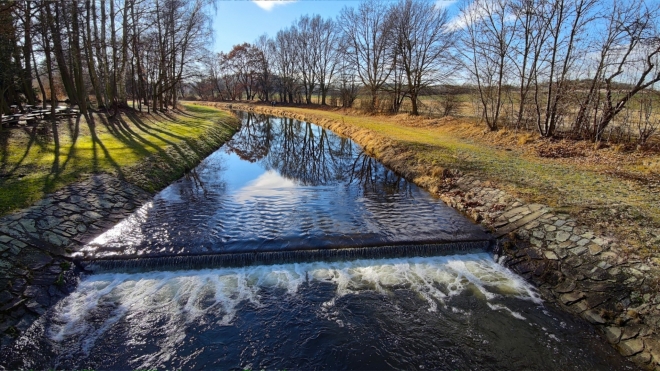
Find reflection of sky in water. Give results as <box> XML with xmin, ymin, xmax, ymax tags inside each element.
<box><xmin>233</xmin><ymin>170</ymin><xmax>298</xmax><ymax>203</ymax></box>
<box><xmin>79</xmin><ymin>113</ymin><xmax>490</xmax><ymax>259</ymax></box>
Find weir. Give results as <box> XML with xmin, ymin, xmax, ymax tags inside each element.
<box><xmin>79</xmin><ymin>240</ymin><xmax>492</xmax><ymax>273</ymax></box>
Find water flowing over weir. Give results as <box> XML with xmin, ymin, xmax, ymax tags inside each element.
<box><xmin>74</xmin><ymin>112</ymin><xmax>493</xmax><ymax>271</ymax></box>
<box><xmin>0</xmin><ymin>112</ymin><xmax>634</xmax><ymax>370</ymax></box>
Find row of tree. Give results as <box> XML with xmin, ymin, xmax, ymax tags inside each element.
<box><xmin>193</xmin><ymin>0</ymin><xmax>660</xmax><ymax>141</ymax></box>
<box><xmin>191</xmin><ymin>0</ymin><xmax>455</xmax><ymax>116</ymax></box>
<box><xmin>459</xmin><ymin>0</ymin><xmax>660</xmax><ymax>140</ymax></box>
<box><xmin>2</xmin><ymin>0</ymin><xmax>659</xmax><ymax>142</ymax></box>
<box><xmin>0</xmin><ymin>0</ymin><xmax>212</xmax><ymax>117</ymax></box>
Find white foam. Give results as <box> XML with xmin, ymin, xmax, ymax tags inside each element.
<box><xmin>48</xmin><ymin>253</ymin><xmax>541</xmax><ymax>359</ymax></box>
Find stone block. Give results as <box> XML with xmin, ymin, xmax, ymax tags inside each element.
<box><xmin>532</xmin><ymin>229</ymin><xmax>546</xmax><ymax>239</ymax></box>
<box><xmin>576</xmin><ymin>238</ymin><xmax>590</xmax><ymax>246</ymax></box>
<box><xmin>604</xmin><ymin>326</ymin><xmax>622</xmax><ymax>344</ymax></box>
<box><xmin>83</xmin><ymin>211</ymin><xmax>103</xmax><ymax>220</ymax></box>
<box><xmin>629</xmin><ymin>351</ymin><xmax>652</xmax><ymax>365</ymax></box>
<box><xmin>582</xmin><ymin>309</ymin><xmax>606</xmax><ymax>324</ymax></box>
<box><xmin>544</xmin><ymin>251</ymin><xmax>559</xmax><ymax>260</ymax></box>
<box><xmin>560</xmin><ymin>291</ymin><xmax>585</xmax><ymax>305</ymax></box>
<box><xmin>556</xmin><ymin>231</ymin><xmax>571</xmax><ymax>243</ymax></box>
<box><xmin>618</xmin><ymin>338</ymin><xmax>644</xmax><ymax>356</ymax></box>
<box><xmin>588</xmin><ymin>244</ymin><xmax>603</xmax><ymax>255</ymax></box>
<box><xmin>18</xmin><ymin>219</ymin><xmax>37</xmax><ymax>233</ymax></box>
<box><xmin>554</xmin><ymin>280</ymin><xmax>576</xmax><ymax>293</ymax></box>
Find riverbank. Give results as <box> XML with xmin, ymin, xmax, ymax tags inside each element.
<box><xmin>196</xmin><ymin>101</ymin><xmax>660</xmax><ymax>369</ymax></box>
<box><xmin>0</xmin><ymin>105</ymin><xmax>239</xmax><ymax>348</ymax></box>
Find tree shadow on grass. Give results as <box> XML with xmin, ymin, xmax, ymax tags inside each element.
<box><xmin>42</xmin><ymin>116</ymin><xmax>82</xmax><ymax>192</ymax></box>
<box><xmin>122</xmin><ymin>110</ymin><xmax>203</xmax><ymax>160</ymax></box>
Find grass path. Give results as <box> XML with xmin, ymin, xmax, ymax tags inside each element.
<box><xmin>0</xmin><ymin>104</ymin><xmax>238</xmax><ymax>217</ymax></box>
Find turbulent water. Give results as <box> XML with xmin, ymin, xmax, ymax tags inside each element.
<box><xmin>2</xmin><ymin>254</ymin><xmax>631</xmax><ymax>370</ymax></box>
<box><xmin>0</xmin><ymin>112</ymin><xmax>633</xmax><ymax>370</ymax></box>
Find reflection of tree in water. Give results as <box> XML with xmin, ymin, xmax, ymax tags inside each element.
<box><xmin>266</xmin><ymin>117</ymin><xmax>356</xmax><ymax>185</ymax></box>
<box><xmin>349</xmin><ymin>151</ymin><xmax>412</xmax><ymax>195</ymax></box>
<box><xmin>226</xmin><ymin>113</ymin><xmax>411</xmax><ymax>192</ymax></box>
<box><xmin>226</xmin><ymin>113</ymin><xmax>274</xmax><ymax>163</ymax></box>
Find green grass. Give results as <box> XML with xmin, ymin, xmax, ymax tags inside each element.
<box><xmin>0</xmin><ymin>104</ymin><xmax>238</xmax><ymax>216</ymax></box>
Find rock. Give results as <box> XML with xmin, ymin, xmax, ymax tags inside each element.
<box><xmin>554</xmin><ymin>220</ymin><xmax>566</xmax><ymax>227</ymax></box>
<box><xmin>582</xmin><ymin>309</ymin><xmax>606</xmax><ymax>324</ymax></box>
<box><xmin>644</xmin><ymin>338</ymin><xmax>660</xmax><ymax>366</ymax></box>
<box><xmin>629</xmin><ymin>351</ymin><xmax>652</xmax><ymax>365</ymax></box>
<box><xmin>555</xmin><ymin>280</ymin><xmax>576</xmax><ymax>293</ymax></box>
<box><xmin>532</xmin><ymin>229</ymin><xmax>546</xmax><ymax>239</ymax></box>
<box><xmin>0</xmin><ymin>290</ymin><xmax>12</xmax><ymax>303</ymax></box>
<box><xmin>83</xmin><ymin>211</ymin><xmax>103</xmax><ymax>220</ymax></box>
<box><xmin>621</xmin><ymin>325</ymin><xmax>642</xmax><ymax>341</ymax></box>
<box><xmin>21</xmin><ymin>250</ymin><xmax>52</xmax><ymax>270</ymax></box>
<box><xmin>555</xmin><ymin>231</ymin><xmax>571</xmax><ymax>242</ymax></box>
<box><xmin>585</xmin><ymin>294</ymin><xmax>609</xmax><ymax>309</ymax></box>
<box><xmin>530</xmin><ymin>237</ymin><xmax>543</xmax><ymax>247</ymax></box>
<box><xmin>576</xmin><ymin>238</ymin><xmax>591</xmax><ymax>246</ymax></box>
<box><xmin>561</xmin><ymin>291</ymin><xmax>585</xmax><ymax>305</ymax></box>
<box><xmin>37</xmin><ymin>216</ymin><xmax>61</xmax><ymax>229</ymax></box>
<box><xmin>18</xmin><ymin>219</ymin><xmax>37</xmax><ymax>233</ymax></box>
<box><xmin>42</xmin><ymin>231</ymin><xmax>69</xmax><ymax>247</ymax></box>
<box><xmin>588</xmin><ymin>243</ymin><xmax>603</xmax><ymax>255</ymax></box>
<box><xmin>592</xmin><ymin>237</ymin><xmax>608</xmax><ymax>246</ymax></box>
<box><xmin>544</xmin><ymin>251</ymin><xmax>559</xmax><ymax>260</ymax></box>
<box><xmin>59</xmin><ymin>202</ymin><xmax>82</xmax><ymax>213</ymax></box>
<box><xmin>618</xmin><ymin>338</ymin><xmax>645</xmax><ymax>356</ymax></box>
<box><xmin>604</xmin><ymin>326</ymin><xmax>622</xmax><ymax>344</ymax></box>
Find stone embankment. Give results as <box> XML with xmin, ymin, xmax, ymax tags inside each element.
<box><xmin>207</xmin><ymin>101</ymin><xmax>660</xmax><ymax>370</ymax></box>
<box><xmin>0</xmin><ymin>110</ymin><xmax>239</xmax><ymax>351</ymax></box>
<box><xmin>0</xmin><ymin>174</ymin><xmax>151</xmax><ymax>348</ymax></box>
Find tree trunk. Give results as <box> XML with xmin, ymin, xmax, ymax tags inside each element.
<box><xmin>22</xmin><ymin>1</ymin><xmax>36</xmax><ymax>105</ymax></box>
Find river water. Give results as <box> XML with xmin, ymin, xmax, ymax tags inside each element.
<box><xmin>1</xmin><ymin>112</ymin><xmax>632</xmax><ymax>370</ymax></box>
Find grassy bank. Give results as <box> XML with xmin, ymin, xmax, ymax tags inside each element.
<box><xmin>198</xmin><ymin>101</ymin><xmax>659</xmax><ymax>258</ymax></box>
<box><xmin>0</xmin><ymin>104</ymin><xmax>239</xmax><ymax>217</ymax></box>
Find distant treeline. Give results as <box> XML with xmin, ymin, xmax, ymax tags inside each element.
<box><xmin>2</xmin><ymin>0</ymin><xmax>660</xmax><ymax>142</ymax></box>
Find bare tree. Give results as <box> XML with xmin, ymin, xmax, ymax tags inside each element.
<box><xmin>391</xmin><ymin>0</ymin><xmax>456</xmax><ymax>115</ymax></box>
<box><xmin>575</xmin><ymin>1</ymin><xmax>660</xmax><ymax>140</ymax></box>
<box><xmin>312</xmin><ymin>17</ymin><xmax>340</xmax><ymax>105</ymax></box>
<box><xmin>339</xmin><ymin>0</ymin><xmax>393</xmax><ymax>111</ymax></box>
<box><xmin>458</xmin><ymin>0</ymin><xmax>513</xmax><ymax>130</ymax></box>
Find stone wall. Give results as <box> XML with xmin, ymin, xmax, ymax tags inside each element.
<box><xmin>208</xmin><ymin>102</ymin><xmax>660</xmax><ymax>370</ymax></box>
<box><xmin>0</xmin><ymin>174</ymin><xmax>151</xmax><ymax>348</ymax></box>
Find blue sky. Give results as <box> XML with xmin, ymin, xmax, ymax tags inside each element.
<box><xmin>210</xmin><ymin>0</ymin><xmax>459</xmax><ymax>53</ymax></box>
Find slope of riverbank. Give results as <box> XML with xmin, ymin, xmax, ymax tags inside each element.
<box><xmin>0</xmin><ymin>104</ymin><xmax>239</xmax><ymax>349</ymax></box>
<box><xmin>195</xmin><ymin>101</ymin><xmax>660</xmax><ymax>369</ymax></box>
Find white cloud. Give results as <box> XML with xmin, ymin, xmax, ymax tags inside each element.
<box><xmin>436</xmin><ymin>0</ymin><xmax>457</xmax><ymax>9</ymax></box>
<box><xmin>445</xmin><ymin>0</ymin><xmax>512</xmax><ymax>31</ymax></box>
<box><xmin>252</xmin><ymin>0</ymin><xmax>295</xmax><ymax>11</ymax></box>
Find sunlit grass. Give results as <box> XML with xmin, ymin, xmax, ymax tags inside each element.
<box><xmin>0</xmin><ymin>104</ymin><xmax>237</xmax><ymax>216</ymax></box>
